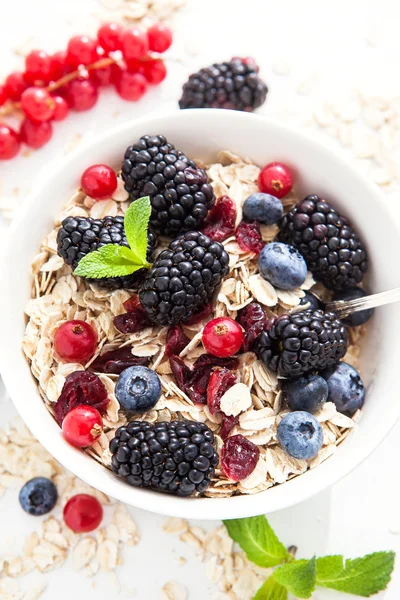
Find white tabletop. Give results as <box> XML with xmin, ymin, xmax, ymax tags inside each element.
<box><xmin>0</xmin><ymin>1</ymin><xmax>399</xmax><ymax>598</ymax></box>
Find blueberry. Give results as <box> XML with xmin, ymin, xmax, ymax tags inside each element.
<box><xmin>115</xmin><ymin>366</ymin><xmax>161</xmax><ymax>413</ymax></box>
<box><xmin>19</xmin><ymin>477</ymin><xmax>58</xmax><ymax>516</ymax></box>
<box><xmin>299</xmin><ymin>291</ymin><xmax>323</xmax><ymax>311</ymax></box>
<box><xmin>278</xmin><ymin>411</ymin><xmax>323</xmax><ymax>459</ymax></box>
<box><xmin>332</xmin><ymin>287</ymin><xmax>373</xmax><ymax>327</ymax></box>
<box><xmin>284</xmin><ymin>374</ymin><xmax>328</xmax><ymax>413</ymax></box>
<box><xmin>321</xmin><ymin>362</ymin><xmax>365</xmax><ymax>416</ymax></box>
<box><xmin>258</xmin><ymin>242</ymin><xmax>307</xmax><ymax>290</ymax></box>
<box><xmin>243</xmin><ymin>193</ymin><xmax>283</xmax><ymax>225</ymax></box>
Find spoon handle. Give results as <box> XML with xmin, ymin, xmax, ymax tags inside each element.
<box><xmin>326</xmin><ymin>287</ymin><xmax>400</xmax><ymax>318</ymax></box>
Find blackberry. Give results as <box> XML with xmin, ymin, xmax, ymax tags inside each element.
<box><xmin>279</xmin><ymin>195</ymin><xmax>368</xmax><ymax>291</ymax></box>
<box><xmin>254</xmin><ymin>309</ymin><xmax>348</xmax><ymax>377</ymax></box>
<box><xmin>179</xmin><ymin>58</ymin><xmax>268</xmax><ymax>112</ymax></box>
<box><xmin>121</xmin><ymin>134</ymin><xmax>215</xmax><ymax>235</ymax></box>
<box><xmin>109</xmin><ymin>420</ymin><xmax>219</xmax><ymax>496</ymax></box>
<box><xmin>57</xmin><ymin>215</ymin><xmax>156</xmax><ymax>290</ymax></box>
<box><xmin>139</xmin><ymin>231</ymin><xmax>229</xmax><ymax>326</ymax></box>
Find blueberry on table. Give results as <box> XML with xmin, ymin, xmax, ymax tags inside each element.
<box><xmin>332</xmin><ymin>287</ymin><xmax>373</xmax><ymax>327</ymax></box>
<box><xmin>243</xmin><ymin>193</ymin><xmax>283</xmax><ymax>225</ymax></box>
<box><xmin>258</xmin><ymin>242</ymin><xmax>307</xmax><ymax>290</ymax></box>
<box><xmin>115</xmin><ymin>366</ymin><xmax>162</xmax><ymax>413</ymax></box>
<box><xmin>19</xmin><ymin>477</ymin><xmax>58</xmax><ymax>516</ymax></box>
<box><xmin>322</xmin><ymin>362</ymin><xmax>365</xmax><ymax>416</ymax></box>
<box><xmin>278</xmin><ymin>411</ymin><xmax>323</xmax><ymax>460</ymax></box>
<box><xmin>284</xmin><ymin>374</ymin><xmax>328</xmax><ymax>413</ymax></box>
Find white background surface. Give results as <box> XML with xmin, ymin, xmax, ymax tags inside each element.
<box><xmin>0</xmin><ymin>1</ymin><xmax>400</xmax><ymax>598</ymax></box>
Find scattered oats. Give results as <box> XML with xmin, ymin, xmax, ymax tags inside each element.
<box><xmin>72</xmin><ymin>538</ymin><xmax>97</xmax><ymax>571</ymax></box>
<box><xmin>248</xmin><ymin>274</ymin><xmax>278</xmax><ymax>307</ymax></box>
<box><xmin>352</xmin><ymin>128</ymin><xmax>379</xmax><ymax>158</ymax></box>
<box><xmin>162</xmin><ymin>518</ymin><xmax>189</xmax><ymax>535</ymax></box>
<box><xmin>161</xmin><ymin>580</ymin><xmax>188</xmax><ymax>600</ymax></box>
<box><xmin>21</xmin><ymin>581</ymin><xmax>46</xmax><ymax>600</ymax></box>
<box><xmin>220</xmin><ymin>383</ymin><xmax>252</xmax><ymax>417</ymax></box>
<box><xmin>97</xmin><ymin>540</ymin><xmax>118</xmax><ymax>572</ymax></box>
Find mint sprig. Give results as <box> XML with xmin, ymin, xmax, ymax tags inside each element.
<box><xmin>223</xmin><ymin>516</ymin><xmax>395</xmax><ymax>599</ymax></box>
<box><xmin>74</xmin><ymin>196</ymin><xmax>152</xmax><ymax>279</ymax></box>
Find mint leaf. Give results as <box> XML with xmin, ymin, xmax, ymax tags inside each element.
<box><xmin>223</xmin><ymin>516</ymin><xmax>289</xmax><ymax>568</ymax></box>
<box><xmin>316</xmin><ymin>552</ymin><xmax>395</xmax><ymax>597</ymax></box>
<box><xmin>74</xmin><ymin>244</ymin><xmax>144</xmax><ymax>279</ymax></box>
<box><xmin>274</xmin><ymin>556</ymin><xmax>316</xmax><ymax>599</ymax></box>
<box><xmin>254</xmin><ymin>576</ymin><xmax>288</xmax><ymax>600</ymax></box>
<box><xmin>124</xmin><ymin>196</ymin><xmax>151</xmax><ymax>263</ymax></box>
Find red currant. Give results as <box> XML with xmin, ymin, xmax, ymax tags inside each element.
<box><xmin>66</xmin><ymin>79</ymin><xmax>98</xmax><ymax>111</ymax></box>
<box><xmin>20</xmin><ymin>119</ymin><xmax>53</xmax><ymax>149</ymax></box>
<box><xmin>54</xmin><ymin>320</ymin><xmax>97</xmax><ymax>363</ymax></box>
<box><xmin>202</xmin><ymin>317</ymin><xmax>244</xmax><ymax>358</ymax></box>
<box><xmin>25</xmin><ymin>50</ymin><xmax>52</xmax><ymax>83</ymax></box>
<box><xmin>97</xmin><ymin>22</ymin><xmax>124</xmax><ymax>52</ymax></box>
<box><xmin>62</xmin><ymin>405</ymin><xmax>103</xmax><ymax>448</ymax></box>
<box><xmin>81</xmin><ymin>164</ymin><xmax>117</xmax><ymax>199</ymax></box>
<box><xmin>121</xmin><ymin>28</ymin><xmax>149</xmax><ymax>61</ymax></box>
<box><xmin>0</xmin><ymin>85</ymin><xmax>7</xmax><ymax>106</ymax></box>
<box><xmin>4</xmin><ymin>72</ymin><xmax>28</xmax><ymax>101</ymax></box>
<box><xmin>52</xmin><ymin>96</ymin><xmax>69</xmax><ymax>121</ymax></box>
<box><xmin>115</xmin><ymin>70</ymin><xmax>147</xmax><ymax>101</ymax></box>
<box><xmin>50</xmin><ymin>51</ymin><xmax>67</xmax><ymax>80</ymax></box>
<box><xmin>0</xmin><ymin>124</ymin><xmax>20</xmax><ymax>160</ymax></box>
<box><xmin>67</xmin><ymin>35</ymin><xmax>97</xmax><ymax>68</ymax></box>
<box><xmin>258</xmin><ymin>162</ymin><xmax>293</xmax><ymax>198</ymax></box>
<box><xmin>21</xmin><ymin>87</ymin><xmax>56</xmax><ymax>122</ymax></box>
<box><xmin>143</xmin><ymin>59</ymin><xmax>167</xmax><ymax>84</ymax></box>
<box><xmin>90</xmin><ymin>60</ymin><xmax>119</xmax><ymax>86</ymax></box>
<box><xmin>63</xmin><ymin>494</ymin><xmax>103</xmax><ymax>533</ymax></box>
<box><xmin>147</xmin><ymin>23</ymin><xmax>173</xmax><ymax>53</ymax></box>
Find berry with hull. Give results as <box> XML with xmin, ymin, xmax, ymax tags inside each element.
<box><xmin>109</xmin><ymin>420</ymin><xmax>219</xmax><ymax>496</ymax></box>
<box><xmin>81</xmin><ymin>164</ymin><xmax>118</xmax><ymax>200</ymax></box>
<box><xmin>243</xmin><ymin>193</ymin><xmax>283</xmax><ymax>225</ymax></box>
<box><xmin>284</xmin><ymin>374</ymin><xmax>328</xmax><ymax>413</ymax></box>
<box><xmin>258</xmin><ymin>162</ymin><xmax>293</xmax><ymax>198</ymax></box>
<box><xmin>322</xmin><ymin>362</ymin><xmax>365</xmax><ymax>415</ymax></box>
<box><xmin>0</xmin><ymin>125</ymin><xmax>20</xmax><ymax>160</ymax></box>
<box><xmin>278</xmin><ymin>411</ymin><xmax>323</xmax><ymax>459</ymax></box>
<box><xmin>54</xmin><ymin>320</ymin><xmax>97</xmax><ymax>363</ymax></box>
<box><xmin>258</xmin><ymin>242</ymin><xmax>307</xmax><ymax>290</ymax></box>
<box><xmin>115</xmin><ymin>366</ymin><xmax>161</xmax><ymax>412</ymax></box>
<box><xmin>19</xmin><ymin>477</ymin><xmax>58</xmax><ymax>516</ymax></box>
<box><xmin>179</xmin><ymin>58</ymin><xmax>268</xmax><ymax>112</ymax></box>
<box><xmin>254</xmin><ymin>309</ymin><xmax>348</xmax><ymax>377</ymax></box>
<box><xmin>332</xmin><ymin>287</ymin><xmax>373</xmax><ymax>327</ymax></box>
<box><xmin>62</xmin><ymin>406</ymin><xmax>103</xmax><ymax>447</ymax></box>
<box><xmin>139</xmin><ymin>231</ymin><xmax>229</xmax><ymax>326</ymax></box>
<box><xmin>63</xmin><ymin>494</ymin><xmax>103</xmax><ymax>532</ymax></box>
<box><xmin>279</xmin><ymin>195</ymin><xmax>368</xmax><ymax>291</ymax></box>
<box><xmin>202</xmin><ymin>317</ymin><xmax>244</xmax><ymax>358</ymax></box>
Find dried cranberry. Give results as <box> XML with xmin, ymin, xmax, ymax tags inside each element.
<box><xmin>165</xmin><ymin>326</ymin><xmax>190</xmax><ymax>357</ymax></box>
<box><xmin>235</xmin><ymin>221</ymin><xmax>264</xmax><ymax>254</ymax></box>
<box><xmin>202</xmin><ymin>195</ymin><xmax>237</xmax><ymax>242</ymax></box>
<box><xmin>207</xmin><ymin>368</ymin><xmax>236</xmax><ymax>415</ymax></box>
<box><xmin>169</xmin><ymin>355</ymin><xmax>192</xmax><ymax>390</ymax></box>
<box><xmin>193</xmin><ymin>354</ymin><xmax>239</xmax><ymax>371</ymax></box>
<box><xmin>113</xmin><ymin>308</ymin><xmax>151</xmax><ymax>334</ymax></box>
<box><xmin>53</xmin><ymin>371</ymin><xmax>109</xmax><ymax>426</ymax></box>
<box><xmin>220</xmin><ymin>414</ymin><xmax>239</xmax><ymax>441</ymax></box>
<box><xmin>220</xmin><ymin>434</ymin><xmax>260</xmax><ymax>481</ymax></box>
<box><xmin>89</xmin><ymin>345</ymin><xmax>150</xmax><ymax>374</ymax></box>
<box><xmin>187</xmin><ymin>365</ymin><xmax>214</xmax><ymax>404</ymax></box>
<box><xmin>184</xmin><ymin>303</ymin><xmax>212</xmax><ymax>325</ymax></box>
<box><xmin>238</xmin><ymin>302</ymin><xmax>268</xmax><ymax>352</ymax></box>
<box><xmin>123</xmin><ymin>294</ymin><xmax>141</xmax><ymax>312</ymax></box>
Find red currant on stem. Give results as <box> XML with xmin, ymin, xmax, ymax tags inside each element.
<box><xmin>147</xmin><ymin>23</ymin><xmax>173</xmax><ymax>53</ymax></box>
<box><xmin>115</xmin><ymin>70</ymin><xmax>147</xmax><ymax>101</ymax></box>
<box><xmin>66</xmin><ymin>79</ymin><xmax>98</xmax><ymax>111</ymax></box>
<box><xmin>4</xmin><ymin>71</ymin><xmax>27</xmax><ymax>101</ymax></box>
<box><xmin>97</xmin><ymin>22</ymin><xmax>124</xmax><ymax>52</ymax></box>
<box><xmin>25</xmin><ymin>50</ymin><xmax>52</xmax><ymax>83</ymax></box>
<box><xmin>54</xmin><ymin>320</ymin><xmax>97</xmax><ymax>363</ymax></box>
<box><xmin>67</xmin><ymin>35</ymin><xmax>97</xmax><ymax>68</ymax></box>
<box><xmin>20</xmin><ymin>119</ymin><xmax>53</xmax><ymax>149</ymax></box>
<box><xmin>202</xmin><ymin>317</ymin><xmax>244</xmax><ymax>358</ymax></box>
<box><xmin>49</xmin><ymin>51</ymin><xmax>68</xmax><ymax>81</ymax></box>
<box><xmin>81</xmin><ymin>164</ymin><xmax>118</xmax><ymax>200</ymax></box>
<box><xmin>121</xmin><ymin>28</ymin><xmax>149</xmax><ymax>61</ymax></box>
<box><xmin>21</xmin><ymin>87</ymin><xmax>55</xmax><ymax>122</ymax></box>
<box><xmin>63</xmin><ymin>494</ymin><xmax>103</xmax><ymax>533</ymax></box>
<box><xmin>0</xmin><ymin>124</ymin><xmax>20</xmax><ymax>160</ymax></box>
<box><xmin>143</xmin><ymin>59</ymin><xmax>167</xmax><ymax>84</ymax></box>
<box><xmin>0</xmin><ymin>85</ymin><xmax>7</xmax><ymax>106</ymax></box>
<box><xmin>258</xmin><ymin>162</ymin><xmax>293</xmax><ymax>198</ymax></box>
<box><xmin>52</xmin><ymin>96</ymin><xmax>69</xmax><ymax>121</ymax></box>
<box><xmin>62</xmin><ymin>405</ymin><xmax>103</xmax><ymax>448</ymax></box>
<box><xmin>90</xmin><ymin>55</ymin><xmax>119</xmax><ymax>86</ymax></box>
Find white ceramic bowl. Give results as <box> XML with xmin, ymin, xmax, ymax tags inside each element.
<box><xmin>1</xmin><ymin>109</ymin><xmax>400</xmax><ymax>520</ymax></box>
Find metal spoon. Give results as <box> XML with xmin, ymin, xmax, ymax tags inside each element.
<box><xmin>326</xmin><ymin>287</ymin><xmax>400</xmax><ymax>319</ymax></box>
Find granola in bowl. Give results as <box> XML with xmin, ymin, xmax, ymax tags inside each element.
<box><xmin>23</xmin><ymin>135</ymin><xmax>369</xmax><ymax>499</ymax></box>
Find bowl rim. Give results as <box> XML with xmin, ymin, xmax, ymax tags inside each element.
<box><xmin>1</xmin><ymin>108</ymin><xmax>400</xmax><ymax>520</ymax></box>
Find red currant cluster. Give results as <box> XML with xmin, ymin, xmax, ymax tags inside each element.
<box><xmin>0</xmin><ymin>22</ymin><xmax>172</xmax><ymax>161</ymax></box>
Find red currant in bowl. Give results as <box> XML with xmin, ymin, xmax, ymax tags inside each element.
<box><xmin>63</xmin><ymin>494</ymin><xmax>103</xmax><ymax>533</ymax></box>
<box><xmin>202</xmin><ymin>317</ymin><xmax>244</xmax><ymax>358</ymax></box>
<box><xmin>81</xmin><ymin>164</ymin><xmax>118</xmax><ymax>199</ymax></box>
<box><xmin>54</xmin><ymin>320</ymin><xmax>97</xmax><ymax>363</ymax></box>
<box><xmin>258</xmin><ymin>161</ymin><xmax>293</xmax><ymax>198</ymax></box>
<box><xmin>62</xmin><ymin>405</ymin><xmax>103</xmax><ymax>447</ymax></box>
